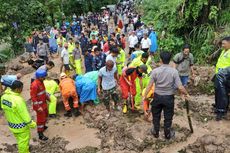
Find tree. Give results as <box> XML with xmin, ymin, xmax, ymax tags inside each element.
<box><xmin>140</xmin><ymin>0</ymin><xmax>230</xmax><ymax>63</ymax></box>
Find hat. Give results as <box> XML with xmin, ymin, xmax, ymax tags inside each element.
<box><xmin>139</xmin><ymin>64</ymin><xmax>148</xmax><ymax>74</ymax></box>
<box><xmin>60</xmin><ymin>72</ymin><xmax>67</xmax><ymax>79</ymax></box>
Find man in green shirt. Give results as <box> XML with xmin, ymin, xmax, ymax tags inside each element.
<box><xmin>173</xmin><ymin>44</ymin><xmax>195</xmax><ymax>86</ymax></box>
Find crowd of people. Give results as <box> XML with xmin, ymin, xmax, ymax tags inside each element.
<box><xmin>0</xmin><ymin>0</ymin><xmax>230</xmax><ymax>153</ymax></box>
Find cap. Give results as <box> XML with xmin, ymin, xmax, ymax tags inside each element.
<box><xmin>60</xmin><ymin>72</ymin><xmax>67</xmax><ymax>79</ymax></box>
<box><xmin>139</xmin><ymin>64</ymin><xmax>148</xmax><ymax>74</ymax></box>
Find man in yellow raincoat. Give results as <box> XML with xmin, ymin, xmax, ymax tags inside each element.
<box><xmin>44</xmin><ymin>74</ymin><xmax>59</xmax><ymax>118</ymax></box>
<box><xmin>1</xmin><ymin>80</ymin><xmax>36</xmax><ymax>153</ymax></box>
<box><xmin>129</xmin><ymin>52</ymin><xmax>152</xmax><ymax>109</ymax></box>
<box><xmin>72</xmin><ymin>42</ymin><xmax>83</xmax><ymax>75</ymax></box>
<box><xmin>117</xmin><ymin>45</ymin><xmax>126</xmax><ymax>77</ymax></box>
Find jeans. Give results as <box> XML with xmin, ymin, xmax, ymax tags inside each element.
<box><xmin>180</xmin><ymin>76</ymin><xmax>189</xmax><ymax>86</ymax></box>
<box><xmin>151</xmin><ymin>93</ymin><xmax>174</xmax><ymax>136</ymax></box>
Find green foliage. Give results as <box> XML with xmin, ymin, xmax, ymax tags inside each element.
<box><xmin>140</xmin><ymin>0</ymin><xmax>230</xmax><ymax>64</ymax></box>
<box><xmin>0</xmin><ymin>0</ymin><xmax>117</xmax><ymax>61</ymax></box>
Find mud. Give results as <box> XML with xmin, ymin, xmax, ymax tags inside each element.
<box><xmin>81</xmin><ymin>105</ymin><xmax>192</xmax><ymax>153</ymax></box>
<box><xmin>177</xmin><ymin>96</ymin><xmax>215</xmax><ymax>122</ymax></box>
<box><xmin>2</xmin><ymin>137</ymin><xmax>98</xmax><ymax>153</ymax></box>
<box><xmin>180</xmin><ymin>134</ymin><xmax>230</xmax><ymax>153</ymax></box>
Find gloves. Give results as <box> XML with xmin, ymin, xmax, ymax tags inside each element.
<box><xmin>28</xmin><ymin>120</ymin><xmax>37</xmax><ymax>129</ymax></box>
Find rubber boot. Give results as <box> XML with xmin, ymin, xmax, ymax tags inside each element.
<box><xmin>44</xmin><ymin>126</ymin><xmax>48</xmax><ymax>131</ymax></box>
<box><xmin>123</xmin><ymin>100</ymin><xmax>128</xmax><ymax>114</ymax></box>
<box><xmin>64</xmin><ymin>110</ymin><xmax>72</xmax><ymax>117</ymax></box>
<box><xmin>38</xmin><ymin>132</ymin><xmax>48</xmax><ymax>141</ymax></box>
<box><xmin>165</xmin><ymin>129</ymin><xmax>175</xmax><ymax>140</ymax></box>
<box><xmin>73</xmin><ymin>108</ymin><xmax>81</xmax><ymax>117</ymax></box>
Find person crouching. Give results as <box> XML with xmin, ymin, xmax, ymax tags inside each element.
<box><xmin>59</xmin><ymin>73</ymin><xmax>80</xmax><ymax>117</ymax></box>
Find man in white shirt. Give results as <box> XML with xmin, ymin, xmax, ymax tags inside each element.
<box><xmin>61</xmin><ymin>43</ymin><xmax>70</xmax><ymax>75</ymax></box>
<box><xmin>128</xmin><ymin>31</ymin><xmax>138</xmax><ymax>56</ymax></box>
<box><xmin>106</xmin><ymin>47</ymin><xmax>119</xmax><ymax>68</ymax></box>
<box><xmin>141</xmin><ymin>33</ymin><xmax>152</xmax><ymax>52</ymax></box>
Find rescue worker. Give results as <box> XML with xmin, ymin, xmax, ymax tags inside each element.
<box><xmin>117</xmin><ymin>44</ymin><xmax>126</xmax><ymax>77</ymax></box>
<box><xmin>120</xmin><ymin>64</ymin><xmax>148</xmax><ymax>113</ymax></box>
<box><xmin>214</xmin><ymin>36</ymin><xmax>230</xmax><ymax>121</ymax></box>
<box><xmin>30</xmin><ymin>69</ymin><xmax>49</xmax><ymax>141</ymax></box>
<box><xmin>68</xmin><ymin>38</ymin><xmax>75</xmax><ymax>65</ymax></box>
<box><xmin>73</xmin><ymin>41</ymin><xmax>83</xmax><ymax>75</ymax></box>
<box><xmin>144</xmin><ymin>51</ymin><xmax>189</xmax><ymax>140</ymax></box>
<box><xmin>44</xmin><ymin>74</ymin><xmax>59</xmax><ymax>118</ymax></box>
<box><xmin>0</xmin><ymin>73</ymin><xmax>22</xmax><ymax>93</ymax></box>
<box><xmin>129</xmin><ymin>52</ymin><xmax>152</xmax><ymax>109</ymax></box>
<box><xmin>142</xmin><ymin>85</ymin><xmax>155</xmax><ymax>120</ymax></box>
<box><xmin>1</xmin><ymin>80</ymin><xmax>36</xmax><ymax>153</ymax></box>
<box><xmin>59</xmin><ymin>73</ymin><xmax>81</xmax><ymax>117</ymax></box>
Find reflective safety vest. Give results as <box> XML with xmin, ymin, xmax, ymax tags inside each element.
<box><xmin>117</xmin><ymin>49</ymin><xmax>126</xmax><ymax>66</ymax></box>
<box><xmin>216</xmin><ymin>49</ymin><xmax>230</xmax><ymax>73</ymax></box>
<box><xmin>44</xmin><ymin>80</ymin><xmax>59</xmax><ymax>95</ymax></box>
<box><xmin>68</xmin><ymin>43</ymin><xmax>75</xmax><ymax>54</ymax></box>
<box><xmin>57</xmin><ymin>37</ymin><xmax>66</xmax><ymax>46</ymax></box>
<box><xmin>1</xmin><ymin>90</ymin><xmax>32</xmax><ymax>133</ymax></box>
<box><xmin>129</xmin><ymin>57</ymin><xmax>152</xmax><ymax>74</ymax></box>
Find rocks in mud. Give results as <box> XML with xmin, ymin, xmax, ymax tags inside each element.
<box><xmin>82</xmin><ymin>104</ymin><xmax>192</xmax><ymax>153</ymax></box>
<box><xmin>1</xmin><ymin>137</ymin><xmax>98</xmax><ymax>153</ymax></box>
<box><xmin>19</xmin><ymin>52</ymin><xmax>31</xmax><ymax>63</ymax></box>
<box><xmin>182</xmin><ymin>134</ymin><xmax>230</xmax><ymax>153</ymax></box>
<box><xmin>177</xmin><ymin>97</ymin><xmax>214</xmax><ymax>122</ymax></box>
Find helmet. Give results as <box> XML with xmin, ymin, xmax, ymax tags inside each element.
<box><xmin>60</xmin><ymin>72</ymin><xmax>67</xmax><ymax>79</ymax></box>
<box><xmin>35</xmin><ymin>69</ymin><xmax>47</xmax><ymax>78</ymax></box>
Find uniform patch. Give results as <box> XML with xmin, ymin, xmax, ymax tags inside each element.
<box><xmin>2</xmin><ymin>99</ymin><xmax>12</xmax><ymax>108</ymax></box>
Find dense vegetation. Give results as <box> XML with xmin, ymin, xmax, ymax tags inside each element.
<box><xmin>138</xmin><ymin>0</ymin><xmax>230</xmax><ymax>64</ymax></box>
<box><xmin>0</xmin><ymin>0</ymin><xmax>117</xmax><ymax>59</ymax></box>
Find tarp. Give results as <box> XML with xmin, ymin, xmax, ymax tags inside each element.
<box><xmin>75</xmin><ymin>75</ymin><xmax>97</xmax><ymax>103</ymax></box>
<box><xmin>149</xmin><ymin>31</ymin><xmax>158</xmax><ymax>53</ymax></box>
<box><xmin>83</xmin><ymin>71</ymin><xmax>99</xmax><ymax>85</ymax></box>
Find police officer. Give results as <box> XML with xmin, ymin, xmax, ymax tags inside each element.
<box><xmin>214</xmin><ymin>36</ymin><xmax>230</xmax><ymax>121</ymax></box>
<box><xmin>1</xmin><ymin>80</ymin><xmax>36</xmax><ymax>153</ymax></box>
<box><xmin>144</xmin><ymin>51</ymin><xmax>189</xmax><ymax>140</ymax></box>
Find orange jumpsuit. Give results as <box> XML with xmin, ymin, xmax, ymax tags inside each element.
<box><xmin>59</xmin><ymin>78</ymin><xmax>79</xmax><ymax>111</ymax></box>
<box><xmin>30</xmin><ymin>79</ymin><xmax>49</xmax><ymax>132</ymax></box>
<box><xmin>120</xmin><ymin>67</ymin><xmax>142</xmax><ymax>99</ymax></box>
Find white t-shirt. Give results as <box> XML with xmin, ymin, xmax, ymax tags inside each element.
<box><xmin>106</xmin><ymin>54</ymin><xmax>117</xmax><ymax>68</ymax></box>
<box><xmin>61</xmin><ymin>48</ymin><xmax>69</xmax><ymax>64</ymax></box>
<box><xmin>128</xmin><ymin>35</ymin><xmax>138</xmax><ymax>48</ymax></box>
<box><xmin>141</xmin><ymin>38</ymin><xmax>152</xmax><ymax>49</ymax></box>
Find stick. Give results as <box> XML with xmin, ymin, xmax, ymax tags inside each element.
<box><xmin>185</xmin><ymin>99</ymin><xmax>194</xmax><ymax>133</ymax></box>
<box><xmin>129</xmin><ymin>76</ymin><xmax>134</xmax><ymax>112</ymax></box>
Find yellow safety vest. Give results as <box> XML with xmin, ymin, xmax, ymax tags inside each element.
<box><xmin>1</xmin><ymin>90</ymin><xmax>32</xmax><ymax>133</ymax></box>
<box><xmin>216</xmin><ymin>49</ymin><xmax>230</xmax><ymax>73</ymax></box>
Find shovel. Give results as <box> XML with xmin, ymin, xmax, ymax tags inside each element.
<box><xmin>185</xmin><ymin>99</ymin><xmax>194</xmax><ymax>133</ymax></box>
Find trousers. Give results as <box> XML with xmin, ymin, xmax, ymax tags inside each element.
<box><xmin>215</xmin><ymin>67</ymin><xmax>230</xmax><ymax>113</ymax></box>
<box><xmin>36</xmin><ymin>108</ymin><xmax>48</xmax><ymax>132</ymax></box>
<box><xmin>48</xmin><ymin>94</ymin><xmax>57</xmax><ymax>115</ymax></box>
<box><xmin>151</xmin><ymin>93</ymin><xmax>174</xmax><ymax>136</ymax></box>
<box><xmin>75</xmin><ymin>59</ymin><xmax>82</xmax><ymax>75</ymax></box>
<box><xmin>13</xmin><ymin>129</ymin><xmax>30</xmax><ymax>153</ymax></box>
<box><xmin>62</xmin><ymin>91</ymin><xmax>78</xmax><ymax>111</ymax></box>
